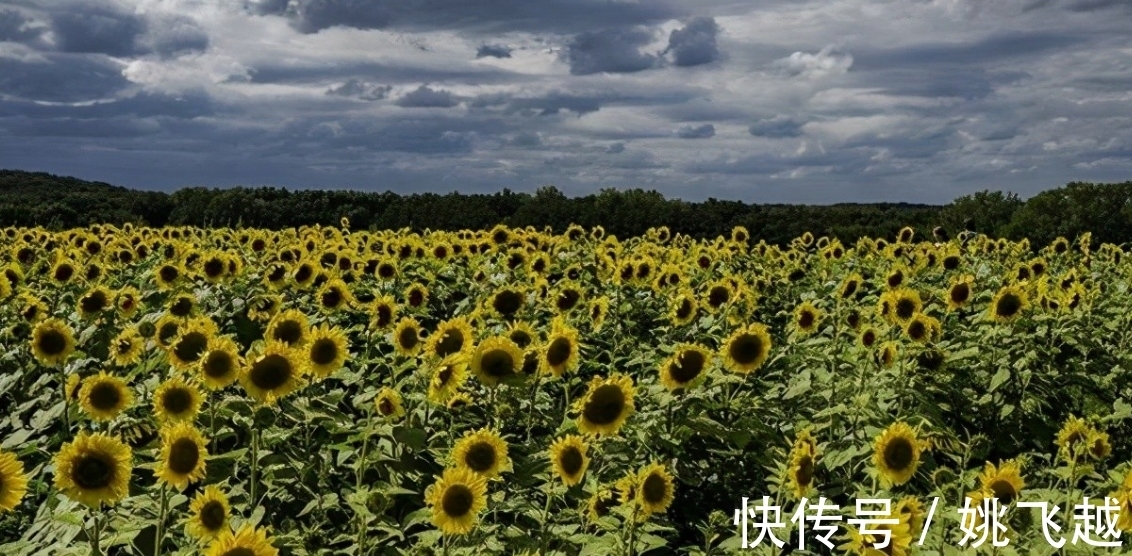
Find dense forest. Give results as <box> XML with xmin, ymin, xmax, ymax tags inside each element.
<box><xmin>2</xmin><ymin>169</ymin><xmax>1130</xmax><ymax>246</ymax></box>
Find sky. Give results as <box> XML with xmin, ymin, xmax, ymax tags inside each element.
<box><xmin>0</xmin><ymin>0</ymin><xmax>1129</xmax><ymax>204</ymax></box>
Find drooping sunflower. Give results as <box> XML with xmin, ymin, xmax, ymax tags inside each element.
<box><xmin>305</xmin><ymin>324</ymin><xmax>350</xmax><ymax>379</ymax></box>
<box><xmin>873</xmin><ymin>421</ymin><xmax>924</xmax><ymax>488</ymax></box>
<box><xmin>575</xmin><ymin>374</ymin><xmax>635</xmax><ymax>436</ymax></box>
<box><xmin>786</xmin><ymin>440</ymin><xmax>818</xmax><ymax>500</ymax></box>
<box><xmin>978</xmin><ymin>460</ymin><xmax>1024</xmax><ymax>504</ymax></box>
<box><xmin>392</xmin><ymin>317</ymin><xmax>423</xmax><ymax>357</ymax></box>
<box><xmin>548</xmin><ymin>435</ymin><xmax>590</xmax><ymax>487</ymax></box>
<box><xmin>153</xmin><ymin>376</ymin><xmax>202</xmax><ymax>424</ymax></box>
<box><xmin>903</xmin><ymin>312</ymin><xmax>940</xmax><ymax>344</ymax></box>
<box><xmin>426</xmin><ymin>317</ymin><xmax>474</xmax><ymax>360</ymax></box>
<box><xmin>588</xmin><ymin>297</ymin><xmax>610</xmax><ymax>331</ymax></box>
<box><xmin>203</xmin><ymin>524</ymin><xmax>279</xmax><ymax>556</ymax></box>
<box><xmin>793</xmin><ymin>301</ymin><xmax>822</xmax><ymax>335</ymax></box>
<box><xmin>109</xmin><ymin>327</ymin><xmax>145</xmax><ymax>367</ymax></box>
<box><xmin>265</xmin><ymin>309</ymin><xmax>310</xmax><ymax>347</ymax></box>
<box><xmin>428</xmin><ymin>354</ymin><xmax>468</xmax><ymax>405</ymax></box>
<box><xmin>54</xmin><ymin>431</ymin><xmax>133</xmax><ymax>507</ymax></box>
<box><xmin>30</xmin><ymin>318</ymin><xmax>76</xmax><ymax>367</ymax></box>
<box><xmin>186</xmin><ymin>485</ymin><xmax>231</xmax><ymax>542</ymax></box>
<box><xmin>79</xmin><ymin>372</ymin><xmax>133</xmax><ymax>422</ymax></box>
<box><xmin>658</xmin><ymin>343</ymin><xmax>713</xmax><ymax>392</ymax></box>
<box><xmin>635</xmin><ymin>463</ymin><xmax>675</xmax><ymax>517</ymax></box>
<box><xmin>0</xmin><ymin>450</ymin><xmax>28</xmax><ymax>512</ymax></box>
<box><xmin>541</xmin><ymin>320</ymin><xmax>580</xmax><ymax>377</ymax></box>
<box><xmin>240</xmin><ymin>342</ymin><xmax>306</xmax><ymax>405</ymax></box>
<box><xmin>471</xmin><ymin>336</ymin><xmax>525</xmax><ymax>387</ymax></box>
<box><xmin>425</xmin><ymin>467</ymin><xmax>488</xmax><ymax>536</ymax></box>
<box><xmin>1055</xmin><ymin>415</ymin><xmax>1094</xmax><ymax>461</ymax></box>
<box><xmin>446</xmin><ymin>392</ymin><xmax>473</xmax><ymax>411</ymax></box>
<box><xmin>156</xmin><ymin>422</ymin><xmax>208</xmax><ymax>489</ymax></box>
<box><xmin>989</xmin><ymin>285</ymin><xmax>1029</xmax><ymax>322</ymax></box>
<box><xmin>452</xmin><ymin>428</ymin><xmax>511</xmax><ymax>479</ymax></box>
<box><xmin>721</xmin><ymin>323</ymin><xmax>773</xmax><ymax>374</ymax></box>
<box><xmin>199</xmin><ymin>336</ymin><xmax>242</xmax><ymax>390</ymax></box>
<box><xmin>403</xmin><ymin>283</ymin><xmax>429</xmax><ymax>310</ymax></box>
<box><xmin>375</xmin><ymin>387</ymin><xmax>405</xmax><ymax>419</ymax></box>
<box><xmin>876</xmin><ymin>341</ymin><xmax>899</xmax><ymax>369</ymax></box>
<box><xmin>1088</xmin><ymin>429</ymin><xmax>1112</xmax><ymax>460</ymax></box>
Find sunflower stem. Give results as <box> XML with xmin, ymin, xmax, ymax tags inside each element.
<box><xmin>153</xmin><ymin>483</ymin><xmax>168</xmax><ymax>556</ymax></box>
<box><xmin>355</xmin><ymin>410</ymin><xmax>376</xmax><ymax>553</ymax></box>
<box><xmin>525</xmin><ymin>374</ymin><xmax>542</xmax><ymax>442</ymax></box>
<box><xmin>250</xmin><ymin>427</ymin><xmax>260</xmax><ymax>512</ymax></box>
<box><xmin>89</xmin><ymin>510</ymin><xmax>103</xmax><ymax>556</ymax></box>
<box><xmin>59</xmin><ymin>367</ymin><xmax>71</xmax><ymax>438</ymax></box>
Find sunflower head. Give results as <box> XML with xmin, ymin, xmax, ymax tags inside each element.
<box><xmin>574</xmin><ymin>374</ymin><xmax>635</xmax><ymax>437</ymax></box>
<box><xmin>793</xmin><ymin>301</ymin><xmax>822</xmax><ymax>335</ymax></box>
<box><xmin>187</xmin><ymin>485</ymin><xmax>231</xmax><ymax>542</ymax></box>
<box><xmin>306</xmin><ymin>324</ymin><xmax>350</xmax><ymax>379</ymax></box>
<box><xmin>428</xmin><ymin>354</ymin><xmax>468</xmax><ymax>405</ymax></box>
<box><xmin>199</xmin><ymin>336</ymin><xmax>243</xmax><ymax>390</ymax></box>
<box><xmin>30</xmin><ymin>318</ymin><xmax>76</xmax><ymax>367</ymax></box>
<box><xmin>659</xmin><ymin>343</ymin><xmax>713</xmax><ymax>392</ymax></box>
<box><xmin>266</xmin><ymin>309</ymin><xmax>309</xmax><ymax>347</ymax></box>
<box><xmin>472</xmin><ymin>336</ymin><xmax>525</xmax><ymax>387</ymax></box>
<box><xmin>721</xmin><ymin>323</ymin><xmax>772</xmax><ymax>374</ymax></box>
<box><xmin>240</xmin><ymin>342</ymin><xmax>307</xmax><ymax>405</ymax></box>
<box><xmin>54</xmin><ymin>431</ymin><xmax>133</xmax><ymax>508</ymax></box>
<box><xmin>79</xmin><ymin>372</ymin><xmax>133</xmax><ymax>422</ymax></box>
<box><xmin>979</xmin><ymin>460</ymin><xmax>1024</xmax><ymax>505</ymax></box>
<box><xmin>541</xmin><ymin>321</ymin><xmax>580</xmax><ymax>377</ymax></box>
<box><xmin>549</xmin><ymin>435</ymin><xmax>590</xmax><ymax>487</ymax></box>
<box><xmin>392</xmin><ymin>317</ymin><xmax>423</xmax><ymax>357</ymax></box>
<box><xmin>425</xmin><ymin>467</ymin><xmax>489</xmax><ymax>536</ymax></box>
<box><xmin>156</xmin><ymin>422</ymin><xmax>208</xmax><ymax>490</ymax></box>
<box><xmin>375</xmin><ymin>387</ymin><xmax>405</xmax><ymax>419</ymax></box>
<box><xmin>153</xmin><ymin>377</ymin><xmax>202</xmax><ymax>424</ymax></box>
<box><xmin>0</xmin><ymin>450</ymin><xmax>29</xmax><ymax>512</ymax></box>
<box><xmin>635</xmin><ymin>463</ymin><xmax>676</xmax><ymax>517</ymax></box>
<box><xmin>873</xmin><ymin>421</ymin><xmax>924</xmax><ymax>488</ymax></box>
<box><xmin>427</xmin><ymin>317</ymin><xmax>474</xmax><ymax>360</ymax></box>
<box><xmin>990</xmin><ymin>285</ymin><xmax>1029</xmax><ymax>323</ymax></box>
<box><xmin>490</xmin><ymin>286</ymin><xmax>525</xmax><ymax>319</ymax></box>
<box><xmin>452</xmin><ymin>428</ymin><xmax>511</xmax><ymax>479</ymax></box>
<box><xmin>203</xmin><ymin>524</ymin><xmax>279</xmax><ymax>556</ymax></box>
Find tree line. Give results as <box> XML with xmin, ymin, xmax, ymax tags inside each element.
<box><xmin>2</xmin><ymin>169</ymin><xmax>1130</xmax><ymax>246</ymax></box>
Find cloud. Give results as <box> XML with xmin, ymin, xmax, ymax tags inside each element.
<box><xmin>665</xmin><ymin>17</ymin><xmax>721</xmax><ymax>67</ymax></box>
<box><xmin>562</xmin><ymin>27</ymin><xmax>660</xmax><ymax>75</ymax></box>
<box><xmin>326</xmin><ymin>79</ymin><xmax>392</xmax><ymax>101</ymax></box>
<box><xmin>675</xmin><ymin>123</ymin><xmax>715</xmax><ymax>139</ymax></box>
<box><xmin>606</xmin><ymin>142</ymin><xmax>625</xmax><ymax>154</ymax></box>
<box><xmin>476</xmin><ymin>44</ymin><xmax>512</xmax><ymax>58</ymax></box>
<box><xmin>395</xmin><ymin>85</ymin><xmax>460</xmax><ymax>108</ymax></box>
<box><xmin>749</xmin><ymin>116</ymin><xmax>804</xmax><ymax>138</ymax></box>
<box><xmin>771</xmin><ymin>45</ymin><xmax>853</xmax><ymax>78</ymax></box>
<box><xmin>0</xmin><ymin>9</ymin><xmax>45</xmax><ymax>44</ymax></box>
<box><xmin>0</xmin><ymin>54</ymin><xmax>131</xmax><ymax>103</ymax></box>
<box><xmin>508</xmin><ymin>131</ymin><xmax>541</xmax><ymax>147</ymax></box>
<box><xmin>469</xmin><ymin>91</ymin><xmax>603</xmax><ymax>117</ymax></box>
<box><xmin>139</xmin><ymin>15</ymin><xmax>210</xmax><ymax>58</ymax></box>
<box><xmin>51</xmin><ymin>2</ymin><xmax>146</xmax><ymax>57</ymax></box>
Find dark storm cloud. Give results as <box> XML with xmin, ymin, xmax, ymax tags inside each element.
<box><xmin>0</xmin><ymin>54</ymin><xmax>131</xmax><ymax>103</ymax></box>
<box><xmin>508</xmin><ymin>131</ymin><xmax>541</xmax><ymax>147</ymax></box>
<box><xmin>476</xmin><ymin>44</ymin><xmax>512</xmax><ymax>58</ymax></box>
<box><xmin>675</xmin><ymin>123</ymin><xmax>715</xmax><ymax>139</ymax></box>
<box><xmin>394</xmin><ymin>85</ymin><xmax>460</xmax><ymax>108</ymax></box>
<box><xmin>0</xmin><ymin>90</ymin><xmax>215</xmax><ymax>120</ymax></box>
<box><xmin>0</xmin><ymin>9</ymin><xmax>44</xmax><ymax>43</ymax></box>
<box><xmin>665</xmin><ymin>17</ymin><xmax>721</xmax><ymax>67</ymax></box>
<box><xmin>141</xmin><ymin>15</ymin><xmax>210</xmax><ymax>57</ymax></box>
<box><xmin>852</xmin><ymin>31</ymin><xmax>1085</xmax><ymax>69</ymax></box>
<box><xmin>51</xmin><ymin>2</ymin><xmax>146</xmax><ymax>56</ymax></box>
<box><xmin>749</xmin><ymin>116</ymin><xmax>804</xmax><ymax>138</ymax></box>
<box><xmin>326</xmin><ymin>79</ymin><xmax>392</xmax><ymax>101</ymax></box>
<box><xmin>562</xmin><ymin>28</ymin><xmax>660</xmax><ymax>75</ymax></box>
<box><xmin>469</xmin><ymin>91</ymin><xmax>603</xmax><ymax>117</ymax></box>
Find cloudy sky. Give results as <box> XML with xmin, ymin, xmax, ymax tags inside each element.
<box><xmin>0</xmin><ymin>0</ymin><xmax>1129</xmax><ymax>203</ymax></box>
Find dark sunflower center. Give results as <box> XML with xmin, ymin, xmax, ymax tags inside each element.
<box><xmin>158</xmin><ymin>323</ymin><xmax>180</xmax><ymax>346</ymax></box>
<box><xmin>728</xmin><ymin>334</ymin><xmax>762</xmax><ymax>365</ymax></box>
<box><xmin>168</xmin><ymin>437</ymin><xmax>200</xmax><ymax>474</ymax></box>
<box><xmin>162</xmin><ymin>388</ymin><xmax>193</xmax><ymax>415</ymax></box>
<box><xmin>795</xmin><ymin>455</ymin><xmax>814</xmax><ymax>487</ymax></box>
<box><xmin>990</xmin><ymin>479</ymin><xmax>1016</xmax><ymax>504</ymax></box>
<box><xmin>995</xmin><ymin>293</ymin><xmax>1022</xmax><ymax>318</ymax></box>
<box><xmin>481</xmin><ymin>349</ymin><xmax>516</xmax><ymax>378</ymax></box>
<box><xmin>465</xmin><ymin>442</ymin><xmax>497</xmax><ymax>473</ymax></box>
<box><xmin>887</xmin><ymin>273</ymin><xmax>903</xmax><ymax>288</ymax></box>
<box><xmin>310</xmin><ymin>338</ymin><xmax>339</xmax><ymax>366</ymax></box>
<box><xmin>268</xmin><ymin>266</ymin><xmax>286</xmax><ymax>282</ymax></box>
<box><xmin>842</xmin><ymin>281</ymin><xmax>858</xmax><ymax>298</ymax></box>
<box><xmin>38</xmin><ymin>329</ymin><xmax>67</xmax><ymax>355</ymax></box>
<box><xmin>174</xmin><ymin>332</ymin><xmax>209</xmax><ymax>363</ymax></box>
<box><xmin>908</xmin><ymin>321</ymin><xmax>927</xmax><ymax>341</ymax></box>
<box><xmin>80</xmin><ymin>292</ymin><xmax>108</xmax><ymax>314</ymax></box>
<box><xmin>159</xmin><ymin>266</ymin><xmax>179</xmax><ymax>282</ymax></box>
<box><xmin>204</xmin><ymin>259</ymin><xmax>225</xmax><ymax>278</ymax></box>
<box><xmin>294</xmin><ymin>265</ymin><xmax>313</xmax><ymax>283</ymax></box>
<box><xmin>250</xmin><ymin>354</ymin><xmax>292</xmax><ymax>391</ymax></box>
<box><xmin>203</xmin><ymin>351</ymin><xmax>234</xmax><ymax>379</ymax></box>
<box><xmin>89</xmin><ymin>382</ymin><xmax>122</xmax><ymax>411</ymax></box>
<box><xmin>442</xmin><ymin>484</ymin><xmax>475</xmax><ymax>518</ymax></box>
<box><xmin>895</xmin><ymin>298</ymin><xmax>917</xmax><ymax>321</ymax></box>
<box><xmin>557</xmin><ymin>290</ymin><xmax>581</xmax><ymax>311</ymax></box>
<box><xmin>546</xmin><ymin>338</ymin><xmax>572</xmax><ymax>367</ymax></box>
<box><xmin>883</xmin><ymin>437</ymin><xmax>915</xmax><ymax>471</ymax></box>
<box><xmin>170</xmin><ymin>298</ymin><xmax>193</xmax><ymax>317</ymax></box>
<box><xmin>582</xmin><ymin>384</ymin><xmax>625</xmax><ymax>426</ymax></box>
<box><xmin>642</xmin><ymin>473</ymin><xmax>667</xmax><ymax>504</ymax></box>
<box><xmin>675</xmin><ymin>299</ymin><xmax>693</xmax><ymax>320</ymax></box>
<box><xmin>862</xmin><ymin>330</ymin><xmax>877</xmax><ymax>347</ymax></box>
<box><xmin>378</xmin><ymin>397</ymin><xmax>395</xmax><ymax>416</ymax></box>
<box><xmin>943</xmin><ymin>255</ymin><xmax>960</xmax><ymax>270</ymax></box>
<box><xmin>521</xmin><ymin>352</ymin><xmax>539</xmax><ymax>374</ymax></box>
<box><xmin>272</xmin><ymin>320</ymin><xmax>303</xmax><ymax>345</ymax></box>
<box><xmin>408</xmin><ymin>289</ymin><xmax>424</xmax><ymax>307</ymax></box>
<box><xmin>509</xmin><ymin>330</ymin><xmax>532</xmax><ymax>348</ymax></box>
<box><xmin>559</xmin><ymin>446</ymin><xmax>584</xmax><ymax>476</ymax></box>
<box><xmin>436</xmin><ymin>329</ymin><xmax>465</xmax><ymax>357</ymax></box>
<box><xmin>397</xmin><ymin>326</ymin><xmax>419</xmax><ymax>351</ymax></box>
<box><xmin>322</xmin><ymin>288</ymin><xmax>343</xmax><ymax>308</ymax></box>
<box><xmin>436</xmin><ymin>365</ymin><xmax>454</xmax><ymax>386</ymax></box>
<box><xmin>493</xmin><ymin>291</ymin><xmax>523</xmax><ymax>316</ymax></box>
<box><xmin>72</xmin><ymin>453</ymin><xmax>114</xmax><ymax>490</ymax></box>
<box><xmin>798</xmin><ymin>310</ymin><xmax>815</xmax><ymax>329</ymax></box>
<box><xmin>375</xmin><ymin>305</ymin><xmax>393</xmax><ymax>327</ymax></box>
<box><xmin>708</xmin><ymin>286</ymin><xmax>729</xmax><ymax>308</ymax></box>
<box><xmin>199</xmin><ymin>500</ymin><xmax>226</xmax><ymax>531</ymax></box>
<box><xmin>950</xmin><ymin>284</ymin><xmax>970</xmax><ymax>304</ymax></box>
<box><xmin>669</xmin><ymin>350</ymin><xmax>705</xmax><ymax>384</ymax></box>
<box><xmin>220</xmin><ymin>548</ymin><xmax>257</xmax><ymax>556</ymax></box>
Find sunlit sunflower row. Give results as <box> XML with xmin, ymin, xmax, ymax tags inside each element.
<box><xmin>1</xmin><ymin>221</ymin><xmax>1131</xmax><ymax>555</ymax></box>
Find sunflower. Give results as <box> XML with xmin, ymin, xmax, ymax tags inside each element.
<box><xmin>154</xmin><ymin>314</ymin><xmax>182</xmax><ymax>351</ymax></box>
<box><xmin>375</xmin><ymin>387</ymin><xmax>405</xmax><ymax>419</ymax></box>
<box><xmin>54</xmin><ymin>431</ymin><xmax>133</xmax><ymax>507</ymax></box>
<box><xmin>0</xmin><ymin>450</ymin><xmax>28</xmax><ymax>512</ymax></box>
<box><xmin>659</xmin><ymin>343</ymin><xmax>713</xmax><ymax>391</ymax></box>
<box><xmin>548</xmin><ymin>435</ymin><xmax>590</xmax><ymax>487</ymax></box>
<box><xmin>876</xmin><ymin>341</ymin><xmax>898</xmax><ymax>369</ymax></box>
<box><xmin>446</xmin><ymin>392</ymin><xmax>473</xmax><ymax>411</ymax></box>
<box><xmin>426</xmin><ymin>467</ymin><xmax>488</xmax><ymax>536</ymax></box>
<box><xmin>721</xmin><ymin>323</ymin><xmax>773</xmax><ymax>374</ymax></box>
<box><xmin>77</xmin><ymin>286</ymin><xmax>113</xmax><ymax>320</ymax></box>
<box><xmin>787</xmin><ymin>442</ymin><xmax>818</xmax><ymax>500</ymax></box>
<box><xmin>541</xmin><ymin>321</ymin><xmax>580</xmax><ymax>377</ymax></box>
<box><xmin>246</xmin><ymin>294</ymin><xmax>282</xmax><ymax>323</ymax></box>
<box><xmin>266</xmin><ymin>309</ymin><xmax>310</xmax><ymax>347</ymax></box>
<box><xmin>167</xmin><ymin>293</ymin><xmax>197</xmax><ymax>318</ymax></box>
<box><xmin>490</xmin><ymin>286</ymin><xmax>525</xmax><ymax>319</ymax></box>
<box><xmin>873</xmin><ymin>422</ymin><xmax>924</xmax><ymax>487</ymax></box>
<box><xmin>1088</xmin><ymin>429</ymin><xmax>1112</xmax><ymax>460</ymax></box>
<box><xmin>793</xmin><ymin>301</ymin><xmax>822</xmax><ymax>335</ymax></box>
<box><xmin>837</xmin><ymin>511</ymin><xmax>913</xmax><ymax>556</ymax></box>
<box><xmin>30</xmin><ymin>318</ymin><xmax>76</xmax><ymax>367</ymax></box>
<box><xmin>156</xmin><ymin>422</ymin><xmax>208</xmax><ymax>489</ymax></box>
<box><xmin>16</xmin><ymin>294</ymin><xmax>47</xmax><ymax>324</ymax></box>
<box><xmin>50</xmin><ymin>259</ymin><xmax>78</xmax><ymax>286</ymax></box>
<box><xmin>945</xmin><ymin>275</ymin><xmax>974</xmax><ymax>311</ymax></box>
<box><xmin>305</xmin><ymin>324</ymin><xmax>350</xmax><ymax>378</ymax></box>
<box><xmin>586</xmin><ymin>488</ymin><xmax>618</xmax><ymax>523</ymax></box>
<box><xmin>1055</xmin><ymin>415</ymin><xmax>1093</xmax><ymax>460</ymax></box>
<box><xmin>109</xmin><ymin>327</ymin><xmax>145</xmax><ymax>367</ymax></box>
<box><xmin>153</xmin><ymin>376</ymin><xmax>202</xmax><ymax>424</ymax></box>
<box><xmin>154</xmin><ymin>262</ymin><xmax>184</xmax><ymax>291</ymax></box>
<box><xmin>168</xmin><ymin>318</ymin><xmax>218</xmax><ymax>371</ymax></box>
<box><xmin>428</xmin><ymin>354</ymin><xmax>468</xmax><ymax>405</ymax></box>
<box><xmin>978</xmin><ymin>460</ymin><xmax>1023</xmax><ymax>504</ymax></box>
<box><xmin>185</xmin><ymin>485</ymin><xmax>231</xmax><ymax>541</ymax></box>
<box><xmin>575</xmin><ymin>374</ymin><xmax>635</xmax><ymax>436</ymax></box>
<box><xmin>199</xmin><ymin>336</ymin><xmax>242</xmax><ymax>390</ymax></box>
<box><xmin>452</xmin><ymin>428</ymin><xmax>511</xmax><ymax>479</ymax></box>
<box><xmin>886</xmin><ymin>288</ymin><xmax>923</xmax><ymax>324</ymax></box>
<box><xmin>635</xmin><ymin>463</ymin><xmax>675</xmax><ymax>517</ymax></box>
<box><xmin>79</xmin><ymin>372</ymin><xmax>133</xmax><ymax>422</ymax></box>
<box><xmin>427</xmin><ymin>317</ymin><xmax>474</xmax><ymax>360</ymax></box>
<box><xmin>240</xmin><ymin>342</ymin><xmax>306</xmax><ymax>405</ymax></box>
<box><xmin>471</xmin><ymin>336</ymin><xmax>525</xmax><ymax>387</ymax></box>
<box><xmin>317</xmin><ymin>278</ymin><xmax>355</xmax><ymax>312</ymax></box>
<box><xmin>588</xmin><ymin>297</ymin><xmax>610</xmax><ymax>331</ymax></box>
<box><xmin>369</xmin><ymin>295</ymin><xmax>398</xmax><ymax>330</ymax></box>
<box><xmin>839</xmin><ymin>273</ymin><xmax>863</xmax><ymax>299</ymax></box>
<box><xmin>204</xmin><ymin>524</ymin><xmax>279</xmax><ymax>556</ymax></box>
<box><xmin>403</xmin><ymin>283</ymin><xmax>429</xmax><ymax>310</ymax></box>
<box><xmin>392</xmin><ymin>317</ymin><xmax>423</xmax><ymax>357</ymax></box>
<box><xmin>670</xmin><ymin>291</ymin><xmax>698</xmax><ymax>326</ymax></box>
<box><xmin>903</xmin><ymin>313</ymin><xmax>939</xmax><ymax>344</ymax></box>
<box><xmin>506</xmin><ymin>321</ymin><xmax>538</xmax><ymax>350</ymax></box>
<box><xmin>989</xmin><ymin>285</ymin><xmax>1028</xmax><ymax>323</ymax></box>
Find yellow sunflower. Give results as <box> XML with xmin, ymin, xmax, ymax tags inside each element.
<box><xmin>1055</xmin><ymin>415</ymin><xmax>1095</xmax><ymax>461</ymax></box>
<box><xmin>541</xmin><ymin>320</ymin><xmax>580</xmax><ymax>377</ymax></box>
<box><xmin>403</xmin><ymin>283</ymin><xmax>429</xmax><ymax>310</ymax></box>
<box><xmin>375</xmin><ymin>387</ymin><xmax>405</xmax><ymax>419</ymax></box>
<box><xmin>670</xmin><ymin>290</ymin><xmax>698</xmax><ymax>326</ymax></box>
<box><xmin>945</xmin><ymin>275</ymin><xmax>974</xmax><ymax>311</ymax></box>
<box><xmin>635</xmin><ymin>463</ymin><xmax>676</xmax><ymax>517</ymax></box>
<box><xmin>452</xmin><ymin>428</ymin><xmax>512</xmax><ymax>479</ymax></box>
<box><xmin>79</xmin><ymin>372</ymin><xmax>133</xmax><ymax>422</ymax></box>
<box><xmin>903</xmin><ymin>313</ymin><xmax>940</xmax><ymax>344</ymax></box>
<box><xmin>574</xmin><ymin>374</ymin><xmax>635</xmax><ymax>436</ymax></box>
<box><xmin>793</xmin><ymin>301</ymin><xmax>822</xmax><ymax>335</ymax></box>
<box><xmin>471</xmin><ymin>336</ymin><xmax>525</xmax><ymax>387</ymax></box>
<box><xmin>426</xmin><ymin>317</ymin><xmax>474</xmax><ymax>360</ymax></box>
<box><xmin>204</xmin><ymin>524</ymin><xmax>279</xmax><ymax>556</ymax></box>
<box><xmin>428</xmin><ymin>354</ymin><xmax>468</xmax><ymax>405</ymax></box>
<box><xmin>886</xmin><ymin>288</ymin><xmax>923</xmax><ymax>324</ymax></box>
<box><xmin>305</xmin><ymin>324</ymin><xmax>350</xmax><ymax>379</ymax></box>
<box><xmin>77</xmin><ymin>285</ymin><xmax>114</xmax><ymax>320</ymax></box>
<box><xmin>153</xmin><ymin>376</ymin><xmax>202</xmax><ymax>424</ymax></box>
<box><xmin>721</xmin><ymin>323</ymin><xmax>773</xmax><ymax>374</ymax></box>
<box><xmin>109</xmin><ymin>327</ymin><xmax>145</xmax><ymax>367</ymax></box>
<box><xmin>265</xmin><ymin>309</ymin><xmax>310</xmax><ymax>347</ymax></box>
<box><xmin>787</xmin><ymin>442</ymin><xmax>818</xmax><ymax>500</ymax></box>
<box><xmin>240</xmin><ymin>342</ymin><xmax>306</xmax><ymax>405</ymax></box>
<box><xmin>446</xmin><ymin>392</ymin><xmax>473</xmax><ymax>411</ymax></box>
<box><xmin>585</xmin><ymin>488</ymin><xmax>618</xmax><ymax>523</ymax></box>
<box><xmin>837</xmin><ymin>509</ymin><xmax>913</xmax><ymax>556</ymax></box>
<box><xmin>489</xmin><ymin>286</ymin><xmax>526</xmax><ymax>319</ymax></box>
<box><xmin>156</xmin><ymin>422</ymin><xmax>208</xmax><ymax>489</ymax></box>
<box><xmin>548</xmin><ymin>435</ymin><xmax>590</xmax><ymax>487</ymax></box>
<box><xmin>168</xmin><ymin>318</ymin><xmax>218</xmax><ymax>371</ymax></box>
<box><xmin>392</xmin><ymin>317</ymin><xmax>423</xmax><ymax>357</ymax></box>
<box><xmin>30</xmin><ymin>318</ymin><xmax>76</xmax><ymax>367</ymax></box>
<box><xmin>978</xmin><ymin>460</ymin><xmax>1024</xmax><ymax>504</ymax></box>
<box><xmin>873</xmin><ymin>422</ymin><xmax>924</xmax><ymax>487</ymax></box>
<box><xmin>425</xmin><ymin>467</ymin><xmax>488</xmax><ymax>536</ymax></box>
<box><xmin>989</xmin><ymin>285</ymin><xmax>1029</xmax><ymax>322</ymax></box>
<box><xmin>0</xmin><ymin>450</ymin><xmax>28</xmax><ymax>512</ymax></box>
<box><xmin>658</xmin><ymin>343</ymin><xmax>713</xmax><ymax>392</ymax></box>
<box><xmin>54</xmin><ymin>431</ymin><xmax>133</xmax><ymax>507</ymax></box>
<box><xmin>199</xmin><ymin>336</ymin><xmax>243</xmax><ymax>390</ymax></box>
<box><xmin>187</xmin><ymin>485</ymin><xmax>230</xmax><ymax>542</ymax></box>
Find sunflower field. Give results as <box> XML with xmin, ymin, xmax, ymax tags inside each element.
<box><xmin>1</xmin><ymin>221</ymin><xmax>1132</xmax><ymax>555</ymax></box>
